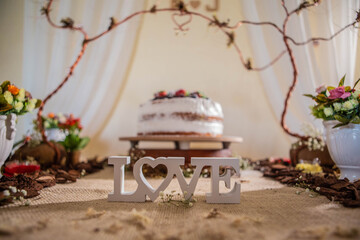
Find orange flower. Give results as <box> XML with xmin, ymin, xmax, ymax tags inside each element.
<box><xmin>48</xmin><ymin>112</ymin><xmax>55</xmax><ymax>118</ymax></box>
<box><xmin>7</xmin><ymin>84</ymin><xmax>20</xmax><ymax>95</ymax></box>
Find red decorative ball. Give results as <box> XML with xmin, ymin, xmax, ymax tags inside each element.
<box><xmin>175</xmin><ymin>89</ymin><xmax>186</xmax><ymax>97</ymax></box>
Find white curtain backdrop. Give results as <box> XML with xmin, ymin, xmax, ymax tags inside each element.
<box><xmin>241</xmin><ymin>0</ymin><xmax>359</xmax><ymax>135</ymax></box>
<box><xmin>15</xmin><ymin>0</ymin><xmax>359</xmax><ymax>159</ymax></box>
<box><xmin>19</xmin><ymin>0</ymin><xmax>145</xmax><ymax>139</ymax></box>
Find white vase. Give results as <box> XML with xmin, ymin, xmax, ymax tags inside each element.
<box><xmin>0</xmin><ymin>114</ymin><xmax>17</xmax><ymax>175</ymax></box>
<box><xmin>46</xmin><ymin>128</ymin><xmax>66</xmax><ymax>142</ymax></box>
<box><xmin>323</xmin><ymin>120</ymin><xmax>360</xmax><ymax>182</ymax></box>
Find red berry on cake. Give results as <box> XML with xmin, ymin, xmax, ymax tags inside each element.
<box><xmin>159</xmin><ymin>91</ymin><xmax>167</xmax><ymax>97</ymax></box>
<box><xmin>175</xmin><ymin>89</ymin><xmax>187</xmax><ymax>97</ymax></box>
<box><xmin>155</xmin><ymin>90</ymin><xmax>167</xmax><ymax>99</ymax></box>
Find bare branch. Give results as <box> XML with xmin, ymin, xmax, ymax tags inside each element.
<box><xmin>225</xmin><ymin>20</ymin><xmax>283</xmax><ymax>35</ymax></box>
<box><xmin>253</xmin><ymin>50</ymin><xmax>288</xmax><ymax>71</ymax></box>
<box><xmin>41</xmin><ymin>0</ymin><xmax>88</xmax><ymax>38</ymax></box>
<box><xmin>287</xmin><ymin>22</ymin><xmax>357</xmax><ymax>46</ymax></box>
<box><xmin>289</xmin><ymin>1</ymin><xmax>318</xmax><ymax>16</ymax></box>
<box><xmin>38</xmin><ymin>0</ymin><xmax>357</xmax><ymax>144</ymax></box>
<box><xmin>281</xmin><ymin>0</ymin><xmax>289</xmax><ymax>16</ymax></box>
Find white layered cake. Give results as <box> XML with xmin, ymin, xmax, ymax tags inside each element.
<box><xmin>137</xmin><ymin>89</ymin><xmax>224</xmax><ymax>136</ymax></box>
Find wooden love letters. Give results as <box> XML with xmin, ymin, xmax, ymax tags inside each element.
<box><xmin>108</xmin><ymin>156</ymin><xmax>241</xmax><ymax>204</ymax></box>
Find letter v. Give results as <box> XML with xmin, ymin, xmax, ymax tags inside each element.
<box><xmin>173</xmin><ymin>159</ymin><xmax>208</xmax><ymax>200</ymax></box>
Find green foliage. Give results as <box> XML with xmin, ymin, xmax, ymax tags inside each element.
<box><xmin>338</xmin><ymin>74</ymin><xmax>346</xmax><ymax>87</ymax></box>
<box><xmin>303</xmin><ymin>94</ymin><xmax>316</xmax><ymax>99</ymax></box>
<box><xmin>334</xmin><ymin>114</ymin><xmax>350</xmax><ymax>123</ymax></box>
<box><xmin>60</xmin><ymin>134</ymin><xmax>90</xmax><ymax>151</ymax></box>
<box><xmin>0</xmin><ymin>81</ymin><xmax>10</xmax><ymax>91</ymax></box>
<box><xmin>353</xmin><ymin>78</ymin><xmax>360</xmax><ymax>89</ymax></box>
<box><xmin>0</xmin><ymin>95</ymin><xmax>13</xmax><ymax>112</ymax></box>
<box><xmin>327</xmin><ymin>86</ymin><xmax>335</xmax><ymax>91</ymax></box>
<box><xmin>35</xmin><ymin>99</ymin><xmax>42</xmax><ymax>108</ymax></box>
<box><xmin>316</xmin><ymin>94</ymin><xmax>328</xmax><ymax>103</ymax></box>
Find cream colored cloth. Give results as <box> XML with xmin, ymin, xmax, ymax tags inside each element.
<box><xmin>2</xmin><ymin>170</ymin><xmax>282</xmax><ymax>206</ymax></box>
<box><xmin>0</xmin><ymin>170</ymin><xmax>359</xmax><ymax>240</ymax></box>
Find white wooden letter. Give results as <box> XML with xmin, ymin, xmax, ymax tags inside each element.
<box><xmin>193</xmin><ymin>158</ymin><xmax>241</xmax><ymax>203</ymax></box>
<box><xmin>108</xmin><ymin>156</ymin><xmax>241</xmax><ymax>204</ymax></box>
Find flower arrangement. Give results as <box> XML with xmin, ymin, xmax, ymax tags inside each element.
<box><xmin>291</xmin><ymin>122</ymin><xmax>325</xmax><ymax>151</ymax></box>
<box><xmin>33</xmin><ymin>113</ymin><xmax>90</xmax><ymax>151</ymax></box>
<box><xmin>305</xmin><ymin>76</ymin><xmax>360</xmax><ymax>128</ymax></box>
<box><xmin>57</xmin><ymin>114</ymin><xmax>90</xmax><ymax>152</ymax></box>
<box><xmin>0</xmin><ymin>81</ymin><xmax>41</xmax><ymax>115</ymax></box>
<box><xmin>41</xmin><ymin>112</ymin><xmax>67</xmax><ymax>129</ymax></box>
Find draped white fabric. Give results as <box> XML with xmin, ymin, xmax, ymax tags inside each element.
<box><xmin>15</xmin><ymin>0</ymin><xmax>359</xmax><ymax>159</ymax></box>
<box><xmin>241</xmin><ymin>0</ymin><xmax>360</xmax><ymax>134</ymax></box>
<box><xmin>19</xmin><ymin>0</ymin><xmax>145</xmax><ymax>139</ymax></box>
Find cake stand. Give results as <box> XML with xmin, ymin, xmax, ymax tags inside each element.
<box><xmin>119</xmin><ymin>135</ymin><xmax>243</xmax><ymax>165</ymax></box>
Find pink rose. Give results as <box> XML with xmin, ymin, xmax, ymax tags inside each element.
<box><xmin>328</xmin><ymin>86</ymin><xmax>351</xmax><ymax>100</ymax></box>
<box><xmin>315</xmin><ymin>84</ymin><xmax>326</xmax><ymax>94</ymax></box>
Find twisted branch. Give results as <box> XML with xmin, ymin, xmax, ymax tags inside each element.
<box><xmin>38</xmin><ymin>0</ymin><xmax>359</xmax><ymax>156</ymax></box>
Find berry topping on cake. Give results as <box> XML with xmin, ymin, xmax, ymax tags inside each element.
<box><xmin>175</xmin><ymin>89</ymin><xmax>187</xmax><ymax>97</ymax></box>
<box><xmin>153</xmin><ymin>89</ymin><xmax>208</xmax><ymax>100</ymax></box>
<box><xmin>155</xmin><ymin>90</ymin><xmax>167</xmax><ymax>99</ymax></box>
<box><xmin>139</xmin><ymin>90</ymin><xmax>224</xmax><ymax>136</ymax></box>
<box><xmin>189</xmin><ymin>91</ymin><xmax>199</xmax><ymax>98</ymax></box>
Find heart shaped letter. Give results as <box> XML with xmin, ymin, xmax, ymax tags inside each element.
<box><xmin>172</xmin><ymin>13</ymin><xmax>192</xmax><ymax>31</ymax></box>
<box><xmin>190</xmin><ymin>0</ymin><xmax>200</xmax><ymax>9</ymax></box>
<box><xmin>133</xmin><ymin>157</ymin><xmax>184</xmax><ymax>201</ymax></box>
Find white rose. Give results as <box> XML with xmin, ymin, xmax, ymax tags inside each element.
<box><xmin>333</xmin><ymin>102</ymin><xmax>342</xmax><ymax>112</ymax></box>
<box><xmin>25</xmin><ymin>98</ymin><xmax>37</xmax><ymax>112</ymax></box>
<box><xmin>14</xmin><ymin>101</ymin><xmax>24</xmax><ymax>112</ymax></box>
<box><xmin>352</xmin><ymin>90</ymin><xmax>360</xmax><ymax>99</ymax></box>
<box><xmin>350</xmin><ymin>99</ymin><xmax>359</xmax><ymax>107</ymax></box>
<box><xmin>44</xmin><ymin>121</ymin><xmax>50</xmax><ymax>129</ymax></box>
<box><xmin>323</xmin><ymin>107</ymin><xmax>334</xmax><ymax>117</ymax></box>
<box><xmin>29</xmin><ymin>98</ymin><xmax>37</xmax><ymax>105</ymax></box>
<box><xmin>16</xmin><ymin>88</ymin><xmax>25</xmax><ymax>102</ymax></box>
<box><xmin>26</xmin><ymin>102</ymin><xmax>35</xmax><ymax>112</ymax></box>
<box><xmin>4</xmin><ymin>91</ymin><xmax>13</xmax><ymax>104</ymax></box>
<box><xmin>342</xmin><ymin>101</ymin><xmax>354</xmax><ymax>110</ymax></box>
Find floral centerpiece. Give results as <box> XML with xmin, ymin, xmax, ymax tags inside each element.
<box><xmin>36</xmin><ymin>112</ymin><xmax>67</xmax><ymax>142</ymax></box>
<box><xmin>58</xmin><ymin>114</ymin><xmax>90</xmax><ymax>166</ymax></box>
<box><xmin>24</xmin><ymin>113</ymin><xmax>89</xmax><ymax>167</ymax></box>
<box><xmin>289</xmin><ymin>122</ymin><xmax>332</xmax><ymax>168</ymax></box>
<box><xmin>0</xmin><ymin>81</ymin><xmax>41</xmax><ymax>115</ymax></box>
<box><xmin>291</xmin><ymin>122</ymin><xmax>325</xmax><ymax>152</ymax></box>
<box><xmin>0</xmin><ymin>81</ymin><xmax>41</xmax><ymax>175</ymax></box>
<box><xmin>304</xmin><ymin>76</ymin><xmax>360</xmax><ymax>182</ymax></box>
<box><xmin>305</xmin><ymin>75</ymin><xmax>360</xmax><ymax>127</ymax></box>
<box><xmin>41</xmin><ymin>112</ymin><xmax>66</xmax><ymax>129</ymax></box>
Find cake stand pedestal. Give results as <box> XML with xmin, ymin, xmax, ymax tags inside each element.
<box><xmin>119</xmin><ymin>135</ymin><xmax>243</xmax><ymax>165</ymax></box>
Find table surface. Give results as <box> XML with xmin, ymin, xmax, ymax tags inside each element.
<box><xmin>1</xmin><ymin>169</ymin><xmax>359</xmax><ymax>240</ymax></box>
<box><xmin>0</xmin><ymin>167</ymin><xmax>360</xmax><ymax>240</ymax></box>
<box><xmin>119</xmin><ymin>135</ymin><xmax>243</xmax><ymax>143</ymax></box>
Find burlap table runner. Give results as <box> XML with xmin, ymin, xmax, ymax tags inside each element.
<box><xmin>1</xmin><ymin>170</ymin><xmax>359</xmax><ymax>240</ymax></box>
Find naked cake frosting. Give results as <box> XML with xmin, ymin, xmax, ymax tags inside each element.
<box><xmin>137</xmin><ymin>89</ymin><xmax>224</xmax><ymax>136</ymax></box>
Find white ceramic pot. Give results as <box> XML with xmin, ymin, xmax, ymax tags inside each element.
<box><xmin>0</xmin><ymin>114</ymin><xmax>17</xmax><ymax>175</ymax></box>
<box><xmin>323</xmin><ymin>120</ymin><xmax>360</xmax><ymax>182</ymax></box>
<box><xmin>46</xmin><ymin>128</ymin><xmax>66</xmax><ymax>142</ymax></box>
